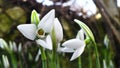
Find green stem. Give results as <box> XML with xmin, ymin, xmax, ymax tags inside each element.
<box><xmin>78</xmin><ymin>56</ymin><xmax>82</xmax><ymax>68</ymax></box>
<box><xmin>39</xmin><ymin>46</ymin><xmax>47</xmax><ymax>68</ymax></box>
<box><xmin>93</xmin><ymin>42</ymin><xmax>100</xmax><ymax>68</ymax></box>
<box><xmin>42</xmin><ymin>60</ymin><xmax>47</xmax><ymax>68</ymax></box>
<box><xmin>88</xmin><ymin>46</ymin><xmax>92</xmax><ymax>68</ymax></box>
<box><xmin>56</xmin><ymin>54</ymin><xmax>60</xmax><ymax>68</ymax></box>
<box><xmin>51</xmin><ymin>50</ymin><xmax>57</xmax><ymax>68</ymax></box>
<box><xmin>51</xmin><ymin>28</ymin><xmax>57</xmax><ymax>68</ymax></box>
<box><xmin>9</xmin><ymin>51</ymin><xmax>17</xmax><ymax>68</ymax></box>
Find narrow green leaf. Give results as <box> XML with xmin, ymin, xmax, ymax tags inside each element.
<box><xmin>74</xmin><ymin>19</ymin><xmax>95</xmax><ymax>42</ymax></box>
<box><xmin>31</xmin><ymin>10</ymin><xmax>40</xmax><ymax>25</ymax></box>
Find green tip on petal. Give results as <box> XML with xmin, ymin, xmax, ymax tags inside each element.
<box><xmin>74</xmin><ymin>19</ymin><xmax>95</xmax><ymax>43</ymax></box>
<box><xmin>31</xmin><ymin>10</ymin><xmax>40</xmax><ymax>25</ymax></box>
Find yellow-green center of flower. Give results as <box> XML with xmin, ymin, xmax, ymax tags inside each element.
<box><xmin>37</xmin><ymin>29</ymin><xmax>45</xmax><ymax>38</ymax></box>
<box><xmin>38</xmin><ymin>29</ymin><xmax>44</xmax><ymax>35</ymax></box>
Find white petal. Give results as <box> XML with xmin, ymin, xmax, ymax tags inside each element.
<box><xmin>17</xmin><ymin>24</ymin><xmax>37</xmax><ymax>40</ymax></box>
<box><xmin>35</xmin><ymin>49</ymin><xmax>41</xmax><ymax>62</ymax></box>
<box><xmin>46</xmin><ymin>35</ymin><xmax>52</xmax><ymax>50</ymax></box>
<box><xmin>36</xmin><ymin>39</ymin><xmax>52</xmax><ymax>50</ymax></box>
<box><xmin>62</xmin><ymin>39</ymin><xmax>85</xmax><ymax>49</ymax></box>
<box><xmin>0</xmin><ymin>38</ymin><xmax>8</xmax><ymax>49</ymax></box>
<box><xmin>13</xmin><ymin>42</ymin><xmax>17</xmax><ymax>51</ymax></box>
<box><xmin>36</xmin><ymin>39</ymin><xmax>47</xmax><ymax>49</ymax></box>
<box><xmin>61</xmin><ymin>47</ymin><xmax>75</xmax><ymax>53</ymax></box>
<box><xmin>18</xmin><ymin>43</ymin><xmax>22</xmax><ymax>52</ymax></box>
<box><xmin>54</xmin><ymin>18</ymin><xmax>63</xmax><ymax>42</ymax></box>
<box><xmin>2</xmin><ymin>55</ymin><xmax>9</xmax><ymax>68</ymax></box>
<box><xmin>70</xmin><ymin>45</ymin><xmax>85</xmax><ymax>61</ymax></box>
<box><xmin>76</xmin><ymin>29</ymin><xmax>84</xmax><ymax>40</ymax></box>
<box><xmin>38</xmin><ymin>9</ymin><xmax>55</xmax><ymax>33</ymax></box>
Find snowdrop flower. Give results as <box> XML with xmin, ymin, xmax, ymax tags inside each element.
<box><xmin>62</xmin><ymin>29</ymin><xmax>86</xmax><ymax>61</ymax></box>
<box><xmin>35</xmin><ymin>18</ymin><xmax>63</xmax><ymax>50</ymax></box>
<box><xmin>103</xmin><ymin>59</ymin><xmax>107</xmax><ymax>68</ymax></box>
<box><xmin>9</xmin><ymin>41</ymin><xmax>17</xmax><ymax>52</ymax></box>
<box><xmin>53</xmin><ymin>18</ymin><xmax>63</xmax><ymax>43</ymax></box>
<box><xmin>17</xmin><ymin>9</ymin><xmax>55</xmax><ymax>50</ymax></box>
<box><xmin>2</xmin><ymin>55</ymin><xmax>9</xmax><ymax>68</ymax></box>
<box><xmin>51</xmin><ymin>18</ymin><xmax>63</xmax><ymax>52</ymax></box>
<box><xmin>0</xmin><ymin>38</ymin><xmax>8</xmax><ymax>50</ymax></box>
<box><xmin>18</xmin><ymin>43</ymin><xmax>22</xmax><ymax>52</ymax></box>
<box><xmin>62</xmin><ymin>0</ymin><xmax>97</xmax><ymax>18</ymax></box>
<box><xmin>104</xmin><ymin>35</ymin><xmax>109</xmax><ymax>48</ymax></box>
<box><xmin>17</xmin><ymin>9</ymin><xmax>55</xmax><ymax>40</ymax></box>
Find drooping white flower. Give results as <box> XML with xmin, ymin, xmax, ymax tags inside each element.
<box><xmin>9</xmin><ymin>41</ymin><xmax>18</xmax><ymax>52</ymax></box>
<box><xmin>17</xmin><ymin>9</ymin><xmax>55</xmax><ymax>40</ymax></box>
<box><xmin>50</xmin><ymin>18</ymin><xmax>64</xmax><ymax>52</ymax></box>
<box><xmin>62</xmin><ymin>39</ymin><xmax>85</xmax><ymax>61</ymax></box>
<box><xmin>0</xmin><ymin>38</ymin><xmax>8</xmax><ymax>49</ymax></box>
<box><xmin>104</xmin><ymin>35</ymin><xmax>109</xmax><ymax>48</ymax></box>
<box><xmin>61</xmin><ymin>29</ymin><xmax>86</xmax><ymax>61</ymax></box>
<box><xmin>17</xmin><ymin>9</ymin><xmax>55</xmax><ymax>50</ymax></box>
<box><xmin>53</xmin><ymin>18</ymin><xmax>63</xmax><ymax>43</ymax></box>
<box><xmin>2</xmin><ymin>55</ymin><xmax>9</xmax><ymax>68</ymax></box>
<box><xmin>0</xmin><ymin>38</ymin><xmax>22</xmax><ymax>52</ymax></box>
<box><xmin>62</xmin><ymin>0</ymin><xmax>97</xmax><ymax>18</ymax></box>
<box><xmin>18</xmin><ymin>43</ymin><xmax>22</xmax><ymax>52</ymax></box>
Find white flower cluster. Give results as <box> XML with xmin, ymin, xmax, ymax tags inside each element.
<box><xmin>17</xmin><ymin>9</ymin><xmax>63</xmax><ymax>50</ymax></box>
<box><xmin>17</xmin><ymin>9</ymin><xmax>86</xmax><ymax>61</ymax></box>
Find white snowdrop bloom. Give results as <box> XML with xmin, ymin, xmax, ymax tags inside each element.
<box><xmin>17</xmin><ymin>9</ymin><xmax>55</xmax><ymax>40</ymax></box>
<box><xmin>53</xmin><ymin>18</ymin><xmax>63</xmax><ymax>43</ymax></box>
<box><xmin>62</xmin><ymin>29</ymin><xmax>86</xmax><ymax>61</ymax></box>
<box><xmin>63</xmin><ymin>0</ymin><xmax>97</xmax><ymax>17</ymax></box>
<box><xmin>2</xmin><ymin>55</ymin><xmax>9</xmax><ymax>68</ymax></box>
<box><xmin>0</xmin><ymin>38</ymin><xmax>8</xmax><ymax>49</ymax></box>
<box><xmin>17</xmin><ymin>9</ymin><xmax>55</xmax><ymax>50</ymax></box>
<box><xmin>104</xmin><ymin>35</ymin><xmax>109</xmax><ymax>48</ymax></box>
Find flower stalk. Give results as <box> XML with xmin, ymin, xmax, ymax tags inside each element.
<box><xmin>39</xmin><ymin>46</ymin><xmax>47</xmax><ymax>68</ymax></box>
<box><xmin>74</xmin><ymin>19</ymin><xmax>100</xmax><ymax>68</ymax></box>
<box><xmin>78</xmin><ymin>56</ymin><xmax>82</xmax><ymax>68</ymax></box>
<box><xmin>51</xmin><ymin>28</ymin><xmax>57</xmax><ymax>68</ymax></box>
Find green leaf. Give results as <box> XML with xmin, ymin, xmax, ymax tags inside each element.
<box><xmin>31</xmin><ymin>10</ymin><xmax>40</xmax><ymax>25</ymax></box>
<box><xmin>74</xmin><ymin>19</ymin><xmax>95</xmax><ymax>42</ymax></box>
